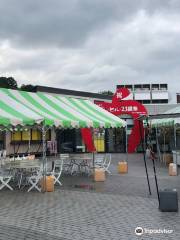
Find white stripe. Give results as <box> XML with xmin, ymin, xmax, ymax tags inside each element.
<box><xmin>0</xmin><ymin>92</ymin><xmax>41</xmax><ymax>120</ymax></box>
<box><xmin>59</xmin><ymin>97</ymin><xmax>106</xmax><ymax>126</ymax></box>
<box><xmin>46</xmin><ymin>94</ymin><xmax>92</xmax><ymax>122</ymax></box>
<box><xmin>85</xmin><ymin>99</ymin><xmax>126</xmax><ymax>125</ymax></box>
<box><xmin>54</xmin><ymin>119</ymin><xmax>63</xmax><ymax>127</ymax></box>
<box><xmin>68</xmin><ymin>98</ymin><xmax>111</xmax><ymax>126</ymax></box>
<box><xmin>10</xmin><ymin>90</ymin><xmax>56</xmax><ymax>120</ymax></box>
<box><xmin>0</xmin><ymin>108</ymin><xmax>21</xmax><ymax>121</ymax></box>
<box><xmin>29</xmin><ymin>92</ymin><xmax>72</xmax><ymax>120</ymax></box>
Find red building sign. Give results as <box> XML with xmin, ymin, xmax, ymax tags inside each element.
<box><xmin>95</xmin><ymin>88</ymin><xmax>148</xmax><ymax>153</ymax></box>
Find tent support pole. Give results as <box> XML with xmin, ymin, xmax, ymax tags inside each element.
<box><xmin>42</xmin><ymin>124</ymin><xmax>47</xmax><ymax>193</ymax></box>
<box><xmin>92</xmin><ymin>128</ymin><xmax>95</xmax><ymax>178</ymax></box>
<box><xmin>125</xmin><ymin>124</ymin><xmax>128</xmax><ymax>162</ymax></box>
<box><xmin>155</xmin><ymin>127</ymin><xmax>161</xmax><ymax>163</ymax></box>
<box><xmin>174</xmin><ymin>125</ymin><xmax>177</xmax><ymax>150</ymax></box>
<box><xmin>138</xmin><ymin>120</ymin><xmax>151</xmax><ymax>195</ymax></box>
<box><xmin>28</xmin><ymin>129</ymin><xmax>31</xmax><ymax>154</ymax></box>
<box><xmin>174</xmin><ymin>125</ymin><xmax>178</xmax><ymax>168</ymax></box>
<box><xmin>12</xmin><ymin>126</ymin><xmax>15</xmax><ymax>160</ymax></box>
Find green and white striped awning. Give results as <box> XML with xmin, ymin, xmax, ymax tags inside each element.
<box><xmin>151</xmin><ymin>106</ymin><xmax>180</xmax><ymax>128</ymax></box>
<box><xmin>0</xmin><ymin>88</ymin><xmax>126</xmax><ymax>128</ymax></box>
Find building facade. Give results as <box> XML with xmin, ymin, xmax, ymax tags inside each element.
<box><xmin>117</xmin><ymin>83</ymin><xmax>168</xmax><ymax>104</ymax></box>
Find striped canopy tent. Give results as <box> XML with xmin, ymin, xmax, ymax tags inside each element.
<box><xmin>0</xmin><ymin>88</ymin><xmax>126</xmax><ymax>129</ymax></box>
<box><xmin>0</xmin><ymin>88</ymin><xmax>127</xmax><ymax>188</ymax></box>
<box><xmin>151</xmin><ymin>106</ymin><xmax>180</xmax><ymax>128</ymax></box>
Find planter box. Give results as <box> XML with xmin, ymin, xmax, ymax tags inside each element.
<box><xmin>169</xmin><ymin>163</ymin><xmax>177</xmax><ymax>176</ymax></box>
<box><xmin>94</xmin><ymin>168</ymin><xmax>105</xmax><ymax>182</ymax></box>
<box><xmin>118</xmin><ymin>162</ymin><xmax>128</xmax><ymax>174</ymax></box>
<box><xmin>41</xmin><ymin>176</ymin><xmax>54</xmax><ymax>192</ymax></box>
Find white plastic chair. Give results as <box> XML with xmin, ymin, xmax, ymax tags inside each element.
<box><xmin>60</xmin><ymin>154</ymin><xmax>72</xmax><ymax>174</ymax></box>
<box><xmin>94</xmin><ymin>154</ymin><xmax>105</xmax><ymax>168</ymax></box>
<box><xmin>79</xmin><ymin>153</ymin><xmax>92</xmax><ymax>175</ymax></box>
<box><xmin>2</xmin><ymin>150</ymin><xmax>6</xmax><ymax>159</ymax></box>
<box><xmin>103</xmin><ymin>154</ymin><xmax>112</xmax><ymax>174</ymax></box>
<box><xmin>94</xmin><ymin>154</ymin><xmax>111</xmax><ymax>174</ymax></box>
<box><xmin>0</xmin><ymin>167</ymin><xmax>13</xmax><ymax>191</ymax></box>
<box><xmin>27</xmin><ymin>165</ymin><xmax>42</xmax><ymax>192</ymax></box>
<box><xmin>51</xmin><ymin>158</ymin><xmax>64</xmax><ymax>186</ymax></box>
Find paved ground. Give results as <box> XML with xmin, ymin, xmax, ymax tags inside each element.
<box><xmin>0</xmin><ymin>153</ymin><xmax>180</xmax><ymax>240</ymax></box>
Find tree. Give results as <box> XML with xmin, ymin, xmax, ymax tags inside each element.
<box><xmin>98</xmin><ymin>90</ymin><xmax>114</xmax><ymax>96</ymax></box>
<box><xmin>20</xmin><ymin>84</ymin><xmax>36</xmax><ymax>92</ymax></box>
<box><xmin>0</xmin><ymin>76</ymin><xmax>18</xmax><ymax>89</ymax></box>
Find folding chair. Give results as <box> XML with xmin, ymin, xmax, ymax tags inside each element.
<box><xmin>27</xmin><ymin>166</ymin><xmax>42</xmax><ymax>192</ymax></box>
<box><xmin>79</xmin><ymin>153</ymin><xmax>92</xmax><ymax>175</ymax></box>
<box><xmin>2</xmin><ymin>150</ymin><xmax>6</xmax><ymax>159</ymax></box>
<box><xmin>0</xmin><ymin>168</ymin><xmax>13</xmax><ymax>191</ymax></box>
<box><xmin>103</xmin><ymin>154</ymin><xmax>112</xmax><ymax>174</ymax></box>
<box><xmin>59</xmin><ymin>154</ymin><xmax>72</xmax><ymax>175</ymax></box>
<box><xmin>94</xmin><ymin>154</ymin><xmax>105</xmax><ymax>168</ymax></box>
<box><xmin>51</xmin><ymin>158</ymin><xmax>64</xmax><ymax>186</ymax></box>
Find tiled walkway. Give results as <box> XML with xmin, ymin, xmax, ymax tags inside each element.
<box><xmin>0</xmin><ymin>154</ymin><xmax>180</xmax><ymax>239</ymax></box>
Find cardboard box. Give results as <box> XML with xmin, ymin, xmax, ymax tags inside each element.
<box><xmin>41</xmin><ymin>176</ymin><xmax>54</xmax><ymax>192</ymax></box>
<box><xmin>118</xmin><ymin>162</ymin><xmax>128</xmax><ymax>174</ymax></box>
<box><xmin>169</xmin><ymin>163</ymin><xmax>177</xmax><ymax>176</ymax></box>
<box><xmin>94</xmin><ymin>168</ymin><xmax>105</xmax><ymax>182</ymax></box>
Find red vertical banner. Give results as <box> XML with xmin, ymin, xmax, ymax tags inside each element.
<box><xmin>81</xmin><ymin>128</ymin><xmax>96</xmax><ymax>152</ymax></box>
<box><xmin>128</xmin><ymin>119</ymin><xmax>144</xmax><ymax>153</ymax></box>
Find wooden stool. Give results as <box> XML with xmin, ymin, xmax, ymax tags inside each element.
<box><xmin>94</xmin><ymin>168</ymin><xmax>105</xmax><ymax>182</ymax></box>
<box><xmin>118</xmin><ymin>161</ymin><xmax>128</xmax><ymax>174</ymax></box>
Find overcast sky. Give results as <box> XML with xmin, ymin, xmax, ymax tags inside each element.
<box><xmin>0</xmin><ymin>0</ymin><xmax>179</xmax><ymax>102</ymax></box>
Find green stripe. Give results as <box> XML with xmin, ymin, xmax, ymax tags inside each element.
<box><xmin>56</xmin><ymin>96</ymin><xmax>91</xmax><ymax>127</ymax></box>
<box><xmin>53</xmin><ymin>96</ymin><xmax>90</xmax><ymax>128</ymax></box>
<box><xmin>66</xmin><ymin>97</ymin><xmax>115</xmax><ymax>128</ymax></box>
<box><xmin>63</xmin><ymin>97</ymin><xmax>101</xmax><ymax>128</ymax></box>
<box><xmin>79</xmin><ymin>99</ymin><xmax>118</xmax><ymax>127</ymax></box>
<box><xmin>0</xmin><ymin>117</ymin><xmax>11</xmax><ymax>126</ymax></box>
<box><xmin>1</xmin><ymin>88</ymin><xmax>44</xmax><ymax>118</ymax></box>
<box><xmin>81</xmin><ymin>99</ymin><xmax>121</xmax><ymax>124</ymax></box>
<box><xmin>37</xmin><ymin>93</ymin><xmax>86</xmax><ymax>127</ymax></box>
<box><xmin>20</xmin><ymin>91</ymin><xmax>72</xmax><ymax>127</ymax></box>
<box><xmin>1</xmin><ymin>88</ymin><xmax>18</xmax><ymax>101</ymax></box>
<box><xmin>0</xmin><ymin>99</ymin><xmax>34</xmax><ymax>125</ymax></box>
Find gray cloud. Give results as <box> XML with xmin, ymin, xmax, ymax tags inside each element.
<box><xmin>1</xmin><ymin>0</ymin><xmax>177</xmax><ymax>48</ymax></box>
<box><xmin>0</xmin><ymin>0</ymin><xmax>180</xmax><ymax>103</ymax></box>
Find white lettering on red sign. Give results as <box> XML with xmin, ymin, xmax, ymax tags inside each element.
<box><xmin>117</xmin><ymin>92</ymin><xmax>122</xmax><ymax>99</ymax></box>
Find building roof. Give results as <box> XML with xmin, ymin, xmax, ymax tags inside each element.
<box><xmin>35</xmin><ymin>85</ymin><xmax>112</xmax><ymax>101</ymax></box>
<box><xmin>145</xmin><ymin>104</ymin><xmax>180</xmax><ymax>115</ymax></box>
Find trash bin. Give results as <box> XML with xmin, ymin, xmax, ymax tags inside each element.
<box><xmin>159</xmin><ymin>189</ymin><xmax>178</xmax><ymax>212</ymax></box>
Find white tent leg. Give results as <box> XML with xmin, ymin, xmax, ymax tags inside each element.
<box><xmin>41</xmin><ymin>124</ymin><xmax>47</xmax><ymax>193</ymax></box>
